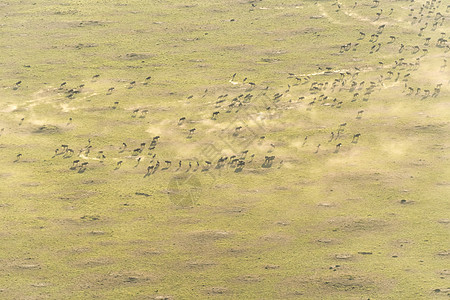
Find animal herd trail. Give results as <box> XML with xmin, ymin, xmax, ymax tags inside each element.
<box><xmin>339</xmin><ymin>4</ymin><xmax>416</xmax><ymax>31</ymax></box>
<box><xmin>296</xmin><ymin>61</ymin><xmax>397</xmax><ymax>78</ymax></box>
<box><xmin>341</xmin><ymin>7</ymin><xmax>381</xmax><ymax>27</ymax></box>
<box><xmin>0</xmin><ymin>104</ymin><xmax>17</xmax><ymax>113</ymax></box>
<box><xmin>319</xmin><ymin>2</ymin><xmax>416</xmax><ymax>32</ymax></box>
<box><xmin>296</xmin><ymin>68</ymin><xmax>355</xmax><ymax>78</ymax></box>
<box><xmin>317</xmin><ymin>3</ymin><xmax>345</xmax><ymax>26</ymax></box>
<box><xmin>22</xmin><ymin>90</ymin><xmax>98</xmax><ymax>112</ymax></box>
<box><xmin>78</xmin><ymin>154</ymin><xmax>100</xmax><ymax>161</ymax></box>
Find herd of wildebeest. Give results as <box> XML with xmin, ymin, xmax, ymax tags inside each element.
<box><xmin>6</xmin><ymin>0</ymin><xmax>448</xmax><ymax>180</ymax></box>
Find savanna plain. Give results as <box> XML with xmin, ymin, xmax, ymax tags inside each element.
<box><xmin>0</xmin><ymin>0</ymin><xmax>449</xmax><ymax>299</ymax></box>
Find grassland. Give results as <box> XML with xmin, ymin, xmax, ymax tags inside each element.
<box><xmin>0</xmin><ymin>0</ymin><xmax>449</xmax><ymax>299</ymax></box>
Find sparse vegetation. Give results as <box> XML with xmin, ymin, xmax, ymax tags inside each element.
<box><xmin>0</xmin><ymin>0</ymin><xmax>449</xmax><ymax>299</ymax></box>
